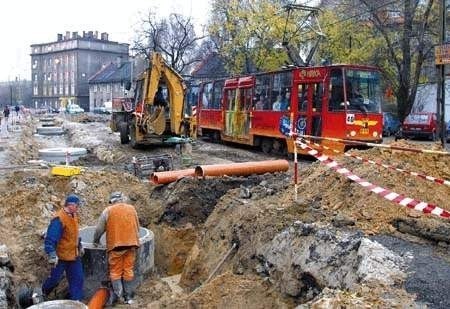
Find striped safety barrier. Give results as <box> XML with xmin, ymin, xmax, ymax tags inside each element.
<box><xmin>192</xmin><ymin>105</ymin><xmax>197</xmax><ymax>117</ymax></box>
<box><xmin>297</xmin><ymin>141</ymin><xmax>450</xmax><ymax>220</ymax></box>
<box><xmin>296</xmin><ymin>134</ymin><xmax>450</xmax><ymax>156</ymax></box>
<box><xmin>298</xmin><ymin>139</ymin><xmax>450</xmax><ymax>187</ymax></box>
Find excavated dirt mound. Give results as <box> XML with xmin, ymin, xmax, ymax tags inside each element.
<box><xmin>0</xmin><ymin>169</ymin><xmax>152</xmax><ymax>293</ymax></box>
<box><xmin>149</xmin><ymin>173</ymin><xmax>290</xmax><ymax>276</ymax></box>
<box><xmin>178</xmin><ymin>140</ymin><xmax>450</xmax><ymax>306</ymax></box>
<box><xmin>155</xmin><ymin>173</ymin><xmax>290</xmax><ymax>226</ymax></box>
<box><xmin>154</xmin><ymin>272</ymin><xmax>293</xmax><ymax>308</ymax></box>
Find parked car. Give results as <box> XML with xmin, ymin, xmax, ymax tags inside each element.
<box><xmin>401</xmin><ymin>112</ymin><xmax>438</xmax><ymax>141</ymax></box>
<box><xmin>66</xmin><ymin>104</ymin><xmax>84</xmax><ymax>114</ymax></box>
<box><xmin>383</xmin><ymin>112</ymin><xmax>401</xmax><ymax>136</ymax></box>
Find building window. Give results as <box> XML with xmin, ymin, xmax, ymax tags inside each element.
<box><xmin>33</xmin><ymin>86</ymin><xmax>38</xmax><ymax>95</ymax></box>
<box><xmin>32</xmin><ymin>60</ymin><xmax>38</xmax><ymax>69</ymax></box>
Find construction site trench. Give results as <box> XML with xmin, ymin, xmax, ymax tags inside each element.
<box><xmin>0</xmin><ymin>114</ymin><xmax>449</xmax><ymax>308</ymax></box>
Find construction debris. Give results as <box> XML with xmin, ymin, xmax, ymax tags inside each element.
<box><xmin>0</xmin><ymin>114</ymin><xmax>449</xmax><ymax>308</ymax></box>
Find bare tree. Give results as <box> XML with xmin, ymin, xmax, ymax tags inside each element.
<box><xmin>359</xmin><ymin>0</ymin><xmax>437</xmax><ymax>121</ymax></box>
<box><xmin>133</xmin><ymin>11</ymin><xmax>206</xmax><ymax>74</ymax></box>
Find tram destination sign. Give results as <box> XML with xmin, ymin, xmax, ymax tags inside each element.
<box><xmin>435</xmin><ymin>43</ymin><xmax>450</xmax><ymax>65</ymax></box>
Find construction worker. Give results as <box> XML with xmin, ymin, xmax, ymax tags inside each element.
<box><xmin>42</xmin><ymin>194</ymin><xmax>84</xmax><ymax>301</ymax></box>
<box><xmin>93</xmin><ymin>192</ymin><xmax>140</xmax><ymax>305</ymax></box>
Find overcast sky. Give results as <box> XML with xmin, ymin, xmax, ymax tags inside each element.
<box><xmin>0</xmin><ymin>0</ymin><xmax>210</xmax><ymax>82</ymax></box>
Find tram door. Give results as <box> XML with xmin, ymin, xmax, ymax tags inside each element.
<box><xmin>223</xmin><ymin>88</ymin><xmax>237</xmax><ymax>136</ymax></box>
<box><xmin>223</xmin><ymin>78</ymin><xmax>252</xmax><ymax>141</ymax></box>
<box><xmin>296</xmin><ymin>81</ymin><xmax>324</xmax><ymax>137</ymax></box>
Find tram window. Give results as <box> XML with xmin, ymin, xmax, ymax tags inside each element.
<box><xmin>298</xmin><ymin>84</ymin><xmax>308</xmax><ymax>112</ymax></box>
<box><xmin>202</xmin><ymin>82</ymin><xmax>213</xmax><ymax>109</ymax></box>
<box><xmin>272</xmin><ymin>72</ymin><xmax>292</xmax><ymax>110</ymax></box>
<box><xmin>255</xmin><ymin>74</ymin><xmax>271</xmax><ymax>110</ymax></box>
<box><xmin>212</xmin><ymin>81</ymin><xmax>224</xmax><ymax>109</ymax></box>
<box><xmin>312</xmin><ymin>83</ymin><xmax>324</xmax><ymax>112</ymax></box>
<box><xmin>243</xmin><ymin>88</ymin><xmax>252</xmax><ymax>110</ymax></box>
<box><xmin>226</xmin><ymin>89</ymin><xmax>236</xmax><ymax>111</ymax></box>
<box><xmin>329</xmin><ymin>69</ymin><xmax>345</xmax><ymax>111</ymax></box>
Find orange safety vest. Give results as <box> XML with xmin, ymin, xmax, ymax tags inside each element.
<box><xmin>55</xmin><ymin>209</ymin><xmax>79</xmax><ymax>261</ymax></box>
<box><xmin>105</xmin><ymin>203</ymin><xmax>140</xmax><ymax>252</ymax></box>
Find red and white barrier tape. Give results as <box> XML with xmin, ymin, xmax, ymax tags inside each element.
<box><xmin>296</xmin><ymin>134</ymin><xmax>450</xmax><ymax>156</ymax></box>
<box><xmin>298</xmin><ymin>139</ymin><xmax>450</xmax><ymax>187</ymax></box>
<box><xmin>297</xmin><ymin>141</ymin><xmax>450</xmax><ymax>219</ymax></box>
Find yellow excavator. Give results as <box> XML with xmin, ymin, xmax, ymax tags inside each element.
<box><xmin>116</xmin><ymin>52</ymin><xmax>195</xmax><ymax>148</ymax></box>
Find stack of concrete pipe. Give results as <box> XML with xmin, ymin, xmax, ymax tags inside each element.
<box><xmin>37</xmin><ymin>116</ymin><xmax>65</xmax><ymax>135</ymax></box>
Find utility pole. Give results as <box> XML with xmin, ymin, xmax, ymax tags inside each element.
<box><xmin>9</xmin><ymin>83</ymin><xmax>13</xmax><ymax>106</ymax></box>
<box><xmin>437</xmin><ymin>0</ymin><xmax>447</xmax><ymax>147</ymax></box>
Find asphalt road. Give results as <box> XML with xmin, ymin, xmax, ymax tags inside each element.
<box><xmin>373</xmin><ymin>235</ymin><xmax>450</xmax><ymax>309</ymax></box>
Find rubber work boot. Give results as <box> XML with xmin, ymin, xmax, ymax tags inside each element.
<box><xmin>106</xmin><ymin>279</ymin><xmax>123</xmax><ymax>305</ymax></box>
<box><xmin>122</xmin><ymin>279</ymin><xmax>135</xmax><ymax>305</ymax></box>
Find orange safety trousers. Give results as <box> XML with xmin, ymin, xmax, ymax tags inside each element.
<box><xmin>108</xmin><ymin>248</ymin><xmax>136</xmax><ymax>281</ymax></box>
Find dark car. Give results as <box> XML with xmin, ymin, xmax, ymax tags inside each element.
<box><xmin>383</xmin><ymin>112</ymin><xmax>401</xmax><ymax>136</ymax></box>
<box><xmin>401</xmin><ymin>112</ymin><xmax>438</xmax><ymax>141</ymax></box>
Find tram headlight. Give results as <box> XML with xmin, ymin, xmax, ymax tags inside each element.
<box><xmin>350</xmin><ymin>130</ymin><xmax>356</xmax><ymax>137</ymax></box>
<box><xmin>373</xmin><ymin>131</ymin><xmax>378</xmax><ymax>137</ymax></box>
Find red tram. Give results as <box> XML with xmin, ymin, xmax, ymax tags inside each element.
<box><xmin>196</xmin><ymin>65</ymin><xmax>383</xmax><ymax>154</ymax></box>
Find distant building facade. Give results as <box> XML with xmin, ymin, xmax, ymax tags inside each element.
<box><xmin>88</xmin><ymin>59</ymin><xmax>132</xmax><ymax>111</ymax></box>
<box><xmin>30</xmin><ymin>31</ymin><xmax>129</xmax><ymax>111</ymax></box>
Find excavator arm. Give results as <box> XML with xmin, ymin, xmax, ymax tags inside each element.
<box><xmin>142</xmin><ymin>53</ymin><xmax>187</xmax><ymax>134</ymax></box>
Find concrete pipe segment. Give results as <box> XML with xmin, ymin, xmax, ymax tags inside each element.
<box><xmin>79</xmin><ymin>226</ymin><xmax>154</xmax><ymax>298</ymax></box>
<box><xmin>36</xmin><ymin>126</ymin><xmax>65</xmax><ymax>135</ymax></box>
<box><xmin>39</xmin><ymin>147</ymin><xmax>87</xmax><ymax>164</ymax></box>
<box><xmin>39</xmin><ymin>117</ymin><xmax>55</xmax><ymax>122</ymax></box>
<box><xmin>27</xmin><ymin>300</ymin><xmax>87</xmax><ymax>308</ymax></box>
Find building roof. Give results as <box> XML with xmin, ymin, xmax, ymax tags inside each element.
<box><xmin>191</xmin><ymin>53</ymin><xmax>229</xmax><ymax>79</ymax></box>
<box><xmin>89</xmin><ymin>61</ymin><xmax>131</xmax><ymax>84</ymax></box>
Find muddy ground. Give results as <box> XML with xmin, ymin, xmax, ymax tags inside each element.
<box><xmin>0</xmin><ymin>114</ymin><xmax>449</xmax><ymax>308</ymax></box>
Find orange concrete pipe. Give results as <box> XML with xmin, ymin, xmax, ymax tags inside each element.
<box><xmin>88</xmin><ymin>287</ymin><xmax>109</xmax><ymax>309</ymax></box>
<box><xmin>195</xmin><ymin>160</ymin><xmax>289</xmax><ymax>177</ymax></box>
<box><xmin>150</xmin><ymin>168</ymin><xmax>196</xmax><ymax>184</ymax></box>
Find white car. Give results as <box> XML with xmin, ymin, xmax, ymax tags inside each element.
<box><xmin>66</xmin><ymin>104</ymin><xmax>84</xmax><ymax>114</ymax></box>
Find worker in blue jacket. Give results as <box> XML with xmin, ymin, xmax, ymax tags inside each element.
<box><xmin>42</xmin><ymin>194</ymin><xmax>84</xmax><ymax>301</ymax></box>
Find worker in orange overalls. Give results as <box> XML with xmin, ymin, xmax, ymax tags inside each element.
<box><xmin>92</xmin><ymin>192</ymin><xmax>140</xmax><ymax>305</ymax></box>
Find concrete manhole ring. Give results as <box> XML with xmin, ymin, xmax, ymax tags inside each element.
<box><xmin>27</xmin><ymin>300</ymin><xmax>87</xmax><ymax>308</ymax></box>
<box><xmin>38</xmin><ymin>147</ymin><xmax>87</xmax><ymax>157</ymax></box>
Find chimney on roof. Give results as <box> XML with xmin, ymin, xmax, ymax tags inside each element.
<box><xmin>83</xmin><ymin>31</ymin><xmax>86</xmax><ymax>38</ymax></box>
<box><xmin>65</xmin><ymin>31</ymin><xmax>70</xmax><ymax>40</ymax></box>
<box><xmin>88</xmin><ymin>31</ymin><xmax>94</xmax><ymax>38</ymax></box>
<box><xmin>57</xmin><ymin>33</ymin><xmax>63</xmax><ymax>41</ymax></box>
<box><xmin>72</xmin><ymin>31</ymin><xmax>78</xmax><ymax>39</ymax></box>
<box><xmin>94</xmin><ymin>31</ymin><xmax>98</xmax><ymax>39</ymax></box>
<box><xmin>101</xmin><ymin>32</ymin><xmax>109</xmax><ymax>41</ymax></box>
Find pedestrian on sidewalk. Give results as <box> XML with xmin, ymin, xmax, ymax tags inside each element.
<box><xmin>93</xmin><ymin>192</ymin><xmax>140</xmax><ymax>305</ymax></box>
<box><xmin>42</xmin><ymin>194</ymin><xmax>84</xmax><ymax>301</ymax></box>
<box><xmin>3</xmin><ymin>105</ymin><xmax>10</xmax><ymax>122</ymax></box>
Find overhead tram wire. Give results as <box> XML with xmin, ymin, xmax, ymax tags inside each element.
<box><xmin>283</xmin><ymin>0</ymin><xmax>402</xmax><ymax>38</ymax></box>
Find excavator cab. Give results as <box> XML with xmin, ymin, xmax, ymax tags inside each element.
<box><xmin>118</xmin><ymin>52</ymin><xmax>194</xmax><ymax>148</ymax></box>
